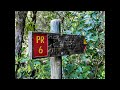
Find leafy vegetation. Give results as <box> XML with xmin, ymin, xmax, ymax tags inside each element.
<box><xmin>15</xmin><ymin>11</ymin><xmax>105</xmax><ymax>79</ymax></box>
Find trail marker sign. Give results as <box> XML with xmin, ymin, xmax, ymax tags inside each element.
<box><xmin>33</xmin><ymin>33</ymin><xmax>48</xmax><ymax>57</ymax></box>
<box><xmin>28</xmin><ymin>31</ymin><xmax>87</xmax><ymax>59</ymax></box>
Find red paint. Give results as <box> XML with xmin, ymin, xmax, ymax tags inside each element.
<box><xmin>33</xmin><ymin>33</ymin><xmax>48</xmax><ymax>58</ymax></box>
<box><xmin>83</xmin><ymin>45</ymin><xmax>87</xmax><ymax>52</ymax></box>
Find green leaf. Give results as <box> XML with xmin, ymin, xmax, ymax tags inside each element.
<box><xmin>71</xmin><ymin>73</ymin><xmax>78</xmax><ymax>78</ymax></box>
<box><xmin>79</xmin><ymin>75</ymin><xmax>83</xmax><ymax>79</ymax></box>
<box><xmin>76</xmin><ymin>66</ymin><xmax>83</xmax><ymax>73</ymax></box>
<box><xmin>20</xmin><ymin>58</ymin><xmax>29</xmax><ymax>63</ymax></box>
<box><xmin>74</xmin><ymin>31</ymin><xmax>81</xmax><ymax>35</ymax></box>
<box><xmin>27</xmin><ymin>65</ymin><xmax>31</xmax><ymax>73</ymax></box>
<box><xmin>22</xmin><ymin>47</ymin><xmax>26</xmax><ymax>52</ymax></box>
<box><xmin>90</xmin><ymin>35</ymin><xmax>98</xmax><ymax>41</ymax></box>
<box><xmin>83</xmin><ymin>26</ymin><xmax>93</xmax><ymax>31</ymax></box>
<box><xmin>34</xmin><ymin>61</ymin><xmax>41</xmax><ymax>65</ymax></box>
<box><xmin>82</xmin><ymin>66</ymin><xmax>91</xmax><ymax>73</ymax></box>
<box><xmin>66</xmin><ymin>64</ymin><xmax>74</xmax><ymax>72</ymax></box>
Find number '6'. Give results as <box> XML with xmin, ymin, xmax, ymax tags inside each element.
<box><xmin>39</xmin><ymin>46</ymin><xmax>43</xmax><ymax>54</ymax></box>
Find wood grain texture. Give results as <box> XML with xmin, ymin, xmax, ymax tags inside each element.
<box><xmin>50</xmin><ymin>19</ymin><xmax>62</xmax><ymax>79</ymax></box>
<box><xmin>28</xmin><ymin>31</ymin><xmax>33</xmax><ymax>59</ymax></box>
<box><xmin>28</xmin><ymin>32</ymin><xmax>85</xmax><ymax>58</ymax></box>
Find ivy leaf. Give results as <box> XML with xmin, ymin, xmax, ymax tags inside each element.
<box><xmin>90</xmin><ymin>35</ymin><xmax>98</xmax><ymax>42</ymax></box>
<box><xmin>27</xmin><ymin>65</ymin><xmax>31</xmax><ymax>73</ymax></box>
<box><xmin>83</xmin><ymin>26</ymin><xmax>93</xmax><ymax>31</ymax></box>
<box><xmin>71</xmin><ymin>73</ymin><xmax>78</xmax><ymax>78</ymax></box>
<box><xmin>64</xmin><ymin>30</ymin><xmax>72</xmax><ymax>34</ymax></box>
<box><xmin>22</xmin><ymin>47</ymin><xmax>26</xmax><ymax>52</ymax></box>
<box><xmin>20</xmin><ymin>58</ymin><xmax>29</xmax><ymax>63</ymax></box>
<box><xmin>34</xmin><ymin>61</ymin><xmax>41</xmax><ymax>65</ymax></box>
<box><xmin>79</xmin><ymin>75</ymin><xmax>83</xmax><ymax>79</ymax></box>
<box><xmin>86</xmin><ymin>33</ymin><xmax>93</xmax><ymax>41</ymax></box>
<box><xmin>92</xmin><ymin>12</ymin><xmax>97</xmax><ymax>19</ymax></box>
<box><xmin>73</xmin><ymin>31</ymin><xmax>81</xmax><ymax>35</ymax></box>
<box><xmin>82</xmin><ymin>66</ymin><xmax>91</xmax><ymax>73</ymax></box>
<box><xmin>66</xmin><ymin>64</ymin><xmax>74</xmax><ymax>72</ymax></box>
<box><xmin>62</xmin><ymin>56</ymin><xmax>68</xmax><ymax>64</ymax></box>
<box><xmin>76</xmin><ymin>66</ymin><xmax>83</xmax><ymax>73</ymax></box>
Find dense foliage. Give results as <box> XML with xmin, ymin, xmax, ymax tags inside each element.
<box><xmin>15</xmin><ymin>11</ymin><xmax>105</xmax><ymax>79</ymax></box>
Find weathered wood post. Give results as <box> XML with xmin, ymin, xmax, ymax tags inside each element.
<box><xmin>50</xmin><ymin>19</ymin><xmax>62</xmax><ymax>79</ymax></box>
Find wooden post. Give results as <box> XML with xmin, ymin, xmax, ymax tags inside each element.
<box><xmin>50</xmin><ymin>19</ymin><xmax>62</xmax><ymax>79</ymax></box>
<box><xmin>28</xmin><ymin>31</ymin><xmax>32</xmax><ymax>59</ymax></box>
